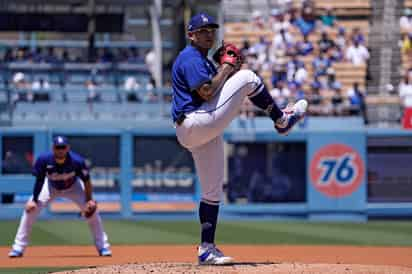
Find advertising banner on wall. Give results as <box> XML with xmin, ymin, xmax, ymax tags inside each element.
<box><xmin>307</xmin><ymin>131</ymin><xmax>366</xmax><ymax>219</ymax></box>
<box><xmin>132</xmin><ymin>137</ymin><xmax>196</xmax><ymax>202</ymax></box>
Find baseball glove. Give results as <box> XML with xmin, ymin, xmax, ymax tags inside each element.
<box><xmin>83</xmin><ymin>200</ymin><xmax>97</xmax><ymax>218</ymax></box>
<box><xmin>212</xmin><ymin>43</ymin><xmax>244</xmax><ymax>68</ymax></box>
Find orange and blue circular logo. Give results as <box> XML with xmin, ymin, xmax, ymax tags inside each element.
<box><xmin>310</xmin><ymin>144</ymin><xmax>364</xmax><ymax>198</ymax></box>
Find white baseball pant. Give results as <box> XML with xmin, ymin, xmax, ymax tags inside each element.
<box><xmin>176</xmin><ymin>69</ymin><xmax>264</xmax><ymax>202</ymax></box>
<box><xmin>11</xmin><ymin>178</ymin><xmax>110</xmax><ymax>252</ymax></box>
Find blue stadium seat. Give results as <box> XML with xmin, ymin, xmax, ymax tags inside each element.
<box><xmin>65</xmin><ymin>90</ymin><xmax>88</xmax><ymax>102</ymax></box>
<box><xmin>0</xmin><ymin>92</ymin><xmax>7</xmax><ymax>102</ymax></box>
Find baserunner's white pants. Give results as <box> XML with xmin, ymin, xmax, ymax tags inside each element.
<box><xmin>176</xmin><ymin>69</ymin><xmax>264</xmax><ymax>203</ymax></box>
<box><xmin>11</xmin><ymin>178</ymin><xmax>110</xmax><ymax>252</ymax></box>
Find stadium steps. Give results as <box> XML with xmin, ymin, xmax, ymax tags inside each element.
<box><xmin>366</xmin><ymin>0</ymin><xmax>403</xmax><ymax>126</ymax></box>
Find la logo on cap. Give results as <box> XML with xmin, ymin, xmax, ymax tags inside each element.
<box><xmin>201</xmin><ymin>14</ymin><xmax>208</xmax><ymax>23</ymax></box>
<box><xmin>58</xmin><ymin>137</ymin><xmax>63</xmax><ymax>143</ymax></box>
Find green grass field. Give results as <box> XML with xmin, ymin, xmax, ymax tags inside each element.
<box><xmin>0</xmin><ymin>220</ymin><xmax>412</xmax><ymax>246</ymax></box>
<box><xmin>1</xmin><ymin>220</ymin><xmax>411</xmax><ymax>274</ymax></box>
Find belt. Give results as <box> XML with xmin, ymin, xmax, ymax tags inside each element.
<box><xmin>175</xmin><ymin>113</ymin><xmax>186</xmax><ymax>126</ymax></box>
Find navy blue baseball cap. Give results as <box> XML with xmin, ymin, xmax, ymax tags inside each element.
<box><xmin>188</xmin><ymin>13</ymin><xmax>219</xmax><ymax>32</ymax></box>
<box><xmin>53</xmin><ymin>136</ymin><xmax>69</xmax><ymax>146</ymax></box>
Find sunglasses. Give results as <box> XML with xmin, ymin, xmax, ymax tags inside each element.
<box><xmin>54</xmin><ymin>145</ymin><xmax>67</xmax><ymax>150</ymax></box>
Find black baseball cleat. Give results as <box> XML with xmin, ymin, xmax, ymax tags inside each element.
<box><xmin>8</xmin><ymin>249</ymin><xmax>23</xmax><ymax>258</ymax></box>
<box><xmin>99</xmin><ymin>247</ymin><xmax>112</xmax><ymax>257</ymax></box>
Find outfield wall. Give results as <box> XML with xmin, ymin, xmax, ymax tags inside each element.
<box><xmin>0</xmin><ymin>117</ymin><xmax>411</xmax><ymax>221</ymax></box>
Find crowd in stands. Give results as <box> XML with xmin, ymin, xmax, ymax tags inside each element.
<box><xmin>399</xmin><ymin>8</ymin><xmax>412</xmax><ymax>126</ymax></box>
<box><xmin>236</xmin><ymin>1</ymin><xmax>369</xmax><ymax>122</ymax></box>
<box><xmin>0</xmin><ymin>46</ymin><xmax>147</xmax><ymax>64</ymax></box>
<box><xmin>7</xmin><ymin>70</ymin><xmax>167</xmax><ymax>106</ymax></box>
<box><xmin>0</xmin><ymin>45</ymin><xmax>167</xmax><ymax>106</ymax></box>
<box><xmin>0</xmin><ymin>1</ymin><xmax>374</xmax><ymax>124</ymax></box>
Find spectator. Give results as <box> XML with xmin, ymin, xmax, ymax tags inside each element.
<box><xmin>328</xmin><ymin>44</ymin><xmax>344</xmax><ymax>63</ymax></box>
<box><xmin>350</xmin><ymin>27</ymin><xmax>365</xmax><ymax>45</ymax></box>
<box><xmin>318</xmin><ymin>31</ymin><xmax>335</xmax><ymax>53</ymax></box>
<box><xmin>312</xmin><ymin>51</ymin><xmax>332</xmax><ymax>77</ymax></box>
<box><xmin>44</xmin><ymin>47</ymin><xmax>58</xmax><ymax>64</ymax></box>
<box><xmin>32</xmin><ymin>78</ymin><xmax>50</xmax><ymax>91</ymax></box>
<box><xmin>270</xmin><ymin>80</ymin><xmax>290</xmax><ymax>108</ymax></box>
<box><xmin>336</xmin><ymin>26</ymin><xmax>347</xmax><ymax>49</ymax></box>
<box><xmin>270</xmin><ymin>8</ymin><xmax>291</xmax><ymax>33</ymax></box>
<box><xmin>326</xmin><ymin>68</ymin><xmax>341</xmax><ymax>90</ymax></box>
<box><xmin>99</xmin><ymin>48</ymin><xmax>114</xmax><ymax>63</ymax></box>
<box><xmin>240</xmin><ymin>39</ymin><xmax>251</xmax><ymax>57</ymax></box>
<box><xmin>271</xmin><ymin>63</ymin><xmax>288</xmax><ymax>87</ymax></box>
<box><xmin>61</xmin><ymin>50</ymin><xmax>71</xmax><ymax>63</ymax></box>
<box><xmin>13</xmin><ymin>72</ymin><xmax>29</xmax><ymax>90</ymax></box>
<box><xmin>128</xmin><ymin>47</ymin><xmax>143</xmax><ymax>63</ymax></box>
<box><xmin>399</xmin><ymin>72</ymin><xmax>412</xmax><ymax>109</ymax></box>
<box><xmin>12</xmin><ymin>72</ymin><xmax>33</xmax><ymax>103</ymax></box>
<box><xmin>294</xmin><ymin>62</ymin><xmax>308</xmax><ymax>85</ymax></box>
<box><xmin>239</xmin><ymin>97</ymin><xmax>255</xmax><ymax>125</ymax></box>
<box><xmin>402</xmin><ymin>33</ymin><xmax>412</xmax><ymax>57</ymax></box>
<box><xmin>2</xmin><ymin>48</ymin><xmax>14</xmax><ymax>63</ymax></box>
<box><xmin>289</xmin><ymin>81</ymin><xmax>305</xmax><ymax>101</ymax></box>
<box><xmin>345</xmin><ymin>40</ymin><xmax>370</xmax><ymax>66</ymax></box>
<box><xmin>245</xmin><ymin>48</ymin><xmax>261</xmax><ymax>73</ymax></box>
<box><xmin>286</xmin><ymin>54</ymin><xmax>304</xmax><ymax>82</ymax></box>
<box><xmin>272</xmin><ymin>28</ymin><xmax>294</xmax><ymax>53</ymax></box>
<box><xmin>400</xmin><ymin>8</ymin><xmax>412</xmax><ymax>34</ymax></box>
<box><xmin>399</xmin><ymin>72</ymin><xmax>412</xmax><ymax>128</ymax></box>
<box><xmin>251</xmin><ymin>10</ymin><xmax>265</xmax><ymax>30</ymax></box>
<box><xmin>307</xmin><ymin>82</ymin><xmax>326</xmax><ymax>115</ymax></box>
<box><xmin>311</xmin><ymin>76</ymin><xmax>325</xmax><ymax>91</ymax></box>
<box><xmin>347</xmin><ymin>82</ymin><xmax>367</xmax><ymax>122</ymax></box>
<box><xmin>85</xmin><ymin>79</ymin><xmax>101</xmax><ymax>103</ymax></box>
<box><xmin>15</xmin><ymin>47</ymin><xmax>28</xmax><ymax>62</ymax></box>
<box><xmin>330</xmin><ymin>82</ymin><xmax>345</xmax><ymax>116</ymax></box>
<box><xmin>301</xmin><ymin>0</ymin><xmax>314</xmax><ymax>9</ymax></box>
<box><xmin>320</xmin><ymin>6</ymin><xmax>337</xmax><ymax>28</ymax></box>
<box><xmin>32</xmin><ymin>48</ymin><xmax>43</xmax><ymax>63</ymax></box>
<box><xmin>3</xmin><ymin>151</ymin><xmax>25</xmax><ymax>174</ymax></box>
<box><xmin>124</xmin><ymin>76</ymin><xmax>141</xmax><ymax>91</ymax></box>
<box><xmin>296</xmin><ymin>35</ymin><xmax>314</xmax><ymax>56</ymax></box>
<box><xmin>294</xmin><ymin>6</ymin><xmax>316</xmax><ymax>37</ymax></box>
<box><xmin>276</xmin><ymin>0</ymin><xmax>294</xmax><ymax>12</ymax></box>
<box><xmin>252</xmin><ymin>36</ymin><xmax>270</xmax><ymax>64</ymax></box>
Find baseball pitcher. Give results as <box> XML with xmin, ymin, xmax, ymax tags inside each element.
<box><xmin>8</xmin><ymin>136</ymin><xmax>111</xmax><ymax>258</ymax></box>
<box><xmin>171</xmin><ymin>13</ymin><xmax>307</xmax><ymax>265</ymax></box>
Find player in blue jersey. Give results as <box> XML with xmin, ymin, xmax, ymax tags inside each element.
<box><xmin>8</xmin><ymin>136</ymin><xmax>112</xmax><ymax>258</ymax></box>
<box><xmin>172</xmin><ymin>13</ymin><xmax>308</xmax><ymax>265</ymax></box>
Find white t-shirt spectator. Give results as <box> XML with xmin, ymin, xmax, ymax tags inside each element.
<box><xmin>399</xmin><ymin>81</ymin><xmax>412</xmax><ymax>107</ymax></box>
<box><xmin>272</xmin><ymin>30</ymin><xmax>294</xmax><ymax>50</ymax></box>
<box><xmin>294</xmin><ymin>67</ymin><xmax>308</xmax><ymax>84</ymax></box>
<box><xmin>32</xmin><ymin>80</ymin><xmax>50</xmax><ymax>91</ymax></box>
<box><xmin>124</xmin><ymin>76</ymin><xmax>140</xmax><ymax>91</ymax></box>
<box><xmin>345</xmin><ymin>44</ymin><xmax>369</xmax><ymax>65</ymax></box>
<box><xmin>271</xmin><ymin>18</ymin><xmax>291</xmax><ymax>33</ymax></box>
<box><xmin>270</xmin><ymin>86</ymin><xmax>291</xmax><ymax>107</ymax></box>
<box><xmin>400</xmin><ymin>13</ymin><xmax>412</xmax><ymax>33</ymax></box>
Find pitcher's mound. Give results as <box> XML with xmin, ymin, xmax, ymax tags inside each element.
<box><xmin>54</xmin><ymin>262</ymin><xmax>412</xmax><ymax>274</ymax></box>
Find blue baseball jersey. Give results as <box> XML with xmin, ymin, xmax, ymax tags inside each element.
<box><xmin>171</xmin><ymin>45</ymin><xmax>217</xmax><ymax>122</ymax></box>
<box><xmin>32</xmin><ymin>151</ymin><xmax>90</xmax><ymax>190</ymax></box>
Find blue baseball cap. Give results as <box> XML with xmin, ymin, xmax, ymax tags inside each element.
<box><xmin>188</xmin><ymin>13</ymin><xmax>219</xmax><ymax>32</ymax></box>
<box><xmin>53</xmin><ymin>136</ymin><xmax>69</xmax><ymax>146</ymax></box>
